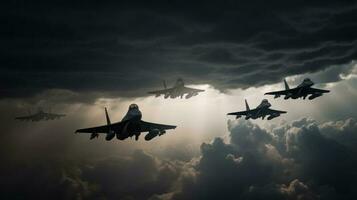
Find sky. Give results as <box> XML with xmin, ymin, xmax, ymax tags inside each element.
<box><xmin>1</xmin><ymin>1</ymin><xmax>357</xmax><ymax>200</ymax></box>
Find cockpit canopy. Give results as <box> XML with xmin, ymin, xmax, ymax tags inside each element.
<box><xmin>129</xmin><ymin>104</ymin><xmax>139</xmax><ymax>110</ymax></box>
<box><xmin>175</xmin><ymin>78</ymin><xmax>184</xmax><ymax>87</ymax></box>
<box><xmin>258</xmin><ymin>99</ymin><xmax>271</xmax><ymax>108</ymax></box>
<box><xmin>301</xmin><ymin>78</ymin><xmax>314</xmax><ymax>86</ymax></box>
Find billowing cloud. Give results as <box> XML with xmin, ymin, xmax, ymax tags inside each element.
<box><xmin>81</xmin><ymin>150</ymin><xmax>182</xmax><ymax>200</ymax></box>
<box><xmin>1</xmin><ymin>1</ymin><xmax>357</xmax><ymax>199</ymax></box>
<box><xmin>1</xmin><ymin>109</ymin><xmax>357</xmax><ymax>199</ymax></box>
<box><xmin>2</xmin><ymin>1</ymin><xmax>357</xmax><ymax>99</ymax></box>
<box><xmin>171</xmin><ymin>118</ymin><xmax>357</xmax><ymax>199</ymax></box>
<box><xmin>0</xmin><ymin>150</ymin><xmax>183</xmax><ymax>200</ymax></box>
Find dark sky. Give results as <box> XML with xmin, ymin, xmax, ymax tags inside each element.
<box><xmin>1</xmin><ymin>1</ymin><xmax>357</xmax><ymax>200</ymax></box>
<box><xmin>2</xmin><ymin>0</ymin><xmax>357</xmax><ymax>99</ymax></box>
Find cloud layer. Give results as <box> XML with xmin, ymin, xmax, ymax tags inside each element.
<box><xmin>2</xmin><ymin>1</ymin><xmax>357</xmax><ymax>99</ymax></box>
<box><xmin>171</xmin><ymin>118</ymin><xmax>357</xmax><ymax>199</ymax></box>
<box><xmin>2</xmin><ymin>117</ymin><xmax>357</xmax><ymax>199</ymax></box>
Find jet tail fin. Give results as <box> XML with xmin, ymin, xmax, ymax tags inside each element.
<box><xmin>284</xmin><ymin>79</ymin><xmax>290</xmax><ymax>90</ymax></box>
<box><xmin>105</xmin><ymin>107</ymin><xmax>111</xmax><ymax>126</ymax></box>
<box><xmin>245</xmin><ymin>99</ymin><xmax>250</xmax><ymax>111</ymax></box>
<box><xmin>163</xmin><ymin>80</ymin><xmax>167</xmax><ymax>89</ymax></box>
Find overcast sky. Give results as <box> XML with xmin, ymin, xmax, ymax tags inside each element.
<box><xmin>1</xmin><ymin>1</ymin><xmax>357</xmax><ymax>200</ymax></box>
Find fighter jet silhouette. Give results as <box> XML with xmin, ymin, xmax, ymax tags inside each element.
<box><xmin>265</xmin><ymin>78</ymin><xmax>330</xmax><ymax>100</ymax></box>
<box><xmin>75</xmin><ymin>104</ymin><xmax>176</xmax><ymax>141</ymax></box>
<box><xmin>227</xmin><ymin>99</ymin><xmax>287</xmax><ymax>120</ymax></box>
<box><xmin>15</xmin><ymin>108</ymin><xmax>65</xmax><ymax>122</ymax></box>
<box><xmin>148</xmin><ymin>78</ymin><xmax>204</xmax><ymax>99</ymax></box>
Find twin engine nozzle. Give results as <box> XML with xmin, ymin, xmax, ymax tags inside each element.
<box><xmin>145</xmin><ymin>129</ymin><xmax>166</xmax><ymax>141</ymax></box>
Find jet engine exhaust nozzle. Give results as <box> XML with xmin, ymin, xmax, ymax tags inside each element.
<box><xmin>105</xmin><ymin>131</ymin><xmax>116</xmax><ymax>141</ymax></box>
<box><xmin>267</xmin><ymin>113</ymin><xmax>280</xmax><ymax>120</ymax></box>
<box><xmin>309</xmin><ymin>93</ymin><xmax>322</xmax><ymax>100</ymax></box>
<box><xmin>145</xmin><ymin>129</ymin><xmax>160</xmax><ymax>141</ymax></box>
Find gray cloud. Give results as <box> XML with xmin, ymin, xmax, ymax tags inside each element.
<box><xmin>1</xmin><ymin>104</ymin><xmax>357</xmax><ymax>199</ymax></box>
<box><xmin>2</xmin><ymin>1</ymin><xmax>357</xmax><ymax>100</ymax></box>
<box><xmin>0</xmin><ymin>150</ymin><xmax>183</xmax><ymax>200</ymax></box>
<box><xmin>171</xmin><ymin>118</ymin><xmax>357</xmax><ymax>199</ymax></box>
<box><xmin>81</xmin><ymin>150</ymin><xmax>182</xmax><ymax>200</ymax></box>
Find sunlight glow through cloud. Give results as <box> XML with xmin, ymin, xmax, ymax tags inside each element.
<box><xmin>5</xmin><ymin>64</ymin><xmax>356</xmax><ymax>161</ymax></box>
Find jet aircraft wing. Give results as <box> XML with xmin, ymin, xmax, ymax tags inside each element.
<box><xmin>75</xmin><ymin>121</ymin><xmax>125</xmax><ymax>134</ymax></box>
<box><xmin>181</xmin><ymin>86</ymin><xmax>205</xmax><ymax>93</ymax></box>
<box><xmin>51</xmin><ymin>113</ymin><xmax>65</xmax><ymax>117</ymax></box>
<box><xmin>75</xmin><ymin>120</ymin><xmax>176</xmax><ymax>134</ymax></box>
<box><xmin>306</xmin><ymin>87</ymin><xmax>330</xmax><ymax>94</ymax></box>
<box><xmin>139</xmin><ymin>120</ymin><xmax>177</xmax><ymax>132</ymax></box>
<box><xmin>148</xmin><ymin>88</ymin><xmax>173</xmax><ymax>95</ymax></box>
<box><xmin>264</xmin><ymin>88</ymin><xmax>298</xmax><ymax>96</ymax></box>
<box><xmin>15</xmin><ymin>115</ymin><xmax>35</xmax><ymax>121</ymax></box>
<box><xmin>45</xmin><ymin>113</ymin><xmax>66</xmax><ymax>118</ymax></box>
<box><xmin>227</xmin><ymin>109</ymin><xmax>258</xmax><ymax>116</ymax></box>
<box><xmin>266</xmin><ymin>108</ymin><xmax>287</xmax><ymax>114</ymax></box>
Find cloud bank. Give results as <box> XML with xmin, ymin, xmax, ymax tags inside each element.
<box><xmin>2</xmin><ymin>1</ymin><xmax>357</xmax><ymax>99</ymax></box>
<box><xmin>2</xmin><ymin>117</ymin><xmax>357</xmax><ymax>199</ymax></box>
<box><xmin>172</xmin><ymin>118</ymin><xmax>357</xmax><ymax>200</ymax></box>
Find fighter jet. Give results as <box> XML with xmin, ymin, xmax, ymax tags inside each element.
<box><xmin>265</xmin><ymin>78</ymin><xmax>330</xmax><ymax>100</ymax></box>
<box><xmin>148</xmin><ymin>78</ymin><xmax>204</xmax><ymax>99</ymax></box>
<box><xmin>15</xmin><ymin>108</ymin><xmax>66</xmax><ymax>122</ymax></box>
<box><xmin>227</xmin><ymin>99</ymin><xmax>287</xmax><ymax>120</ymax></box>
<box><xmin>75</xmin><ymin>104</ymin><xmax>176</xmax><ymax>141</ymax></box>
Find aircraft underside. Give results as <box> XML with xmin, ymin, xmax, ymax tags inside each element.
<box><xmin>283</xmin><ymin>92</ymin><xmax>323</xmax><ymax>100</ymax></box>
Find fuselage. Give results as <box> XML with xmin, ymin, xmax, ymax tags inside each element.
<box><xmin>166</xmin><ymin>79</ymin><xmax>185</xmax><ymax>98</ymax></box>
<box><xmin>291</xmin><ymin>78</ymin><xmax>314</xmax><ymax>99</ymax></box>
<box><xmin>30</xmin><ymin>111</ymin><xmax>45</xmax><ymax>121</ymax></box>
<box><xmin>297</xmin><ymin>78</ymin><xmax>314</xmax><ymax>88</ymax></box>
<box><xmin>169</xmin><ymin>86</ymin><xmax>185</xmax><ymax>98</ymax></box>
<box><xmin>165</xmin><ymin>79</ymin><xmax>199</xmax><ymax>99</ymax></box>
<box><xmin>248</xmin><ymin>99</ymin><xmax>272</xmax><ymax>119</ymax></box>
<box><xmin>121</xmin><ymin>105</ymin><xmax>142</xmax><ymax>122</ymax></box>
<box><xmin>256</xmin><ymin>99</ymin><xmax>271</xmax><ymax>109</ymax></box>
<box><xmin>108</xmin><ymin>104</ymin><xmax>143</xmax><ymax>140</ymax></box>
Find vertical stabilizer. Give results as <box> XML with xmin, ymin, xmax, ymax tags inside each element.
<box><xmin>105</xmin><ymin>107</ymin><xmax>111</xmax><ymax>125</ymax></box>
<box><xmin>284</xmin><ymin>79</ymin><xmax>290</xmax><ymax>90</ymax></box>
<box><xmin>245</xmin><ymin>99</ymin><xmax>250</xmax><ymax>111</ymax></box>
<box><xmin>163</xmin><ymin>80</ymin><xmax>167</xmax><ymax>89</ymax></box>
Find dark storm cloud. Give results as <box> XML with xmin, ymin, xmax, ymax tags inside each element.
<box><xmin>0</xmin><ymin>150</ymin><xmax>182</xmax><ymax>200</ymax></box>
<box><xmin>0</xmin><ymin>160</ymin><xmax>96</xmax><ymax>200</ymax></box>
<box><xmin>0</xmin><ymin>100</ymin><xmax>187</xmax><ymax>199</ymax></box>
<box><xmin>171</xmin><ymin>118</ymin><xmax>357</xmax><ymax>200</ymax></box>
<box><xmin>81</xmin><ymin>150</ymin><xmax>182</xmax><ymax>200</ymax></box>
<box><xmin>1</xmin><ymin>97</ymin><xmax>357</xmax><ymax>200</ymax></box>
<box><xmin>1</xmin><ymin>0</ymin><xmax>357</xmax><ymax>100</ymax></box>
